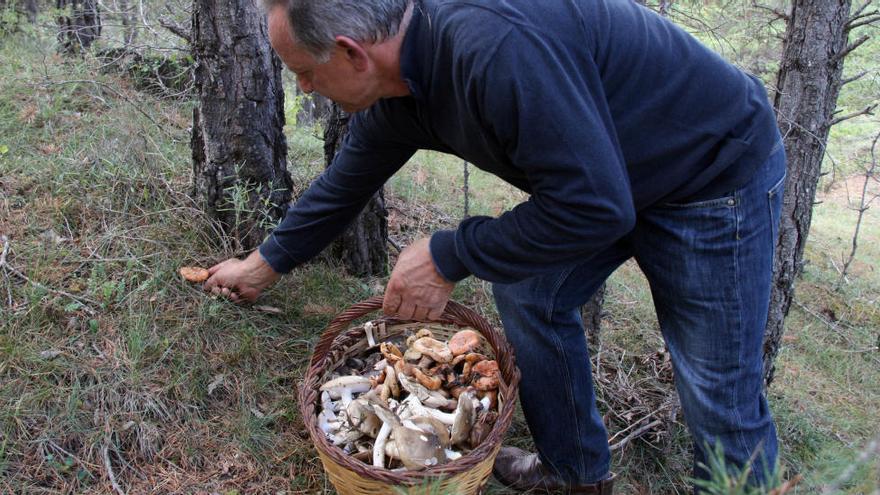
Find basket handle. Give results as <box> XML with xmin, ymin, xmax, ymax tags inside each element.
<box><xmin>309</xmin><ymin>295</ymin><xmax>489</xmax><ymax>371</ymax></box>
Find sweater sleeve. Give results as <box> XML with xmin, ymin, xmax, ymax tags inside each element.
<box><xmin>429</xmin><ymin>28</ymin><xmax>636</xmax><ymax>284</ymax></box>
<box><xmin>259</xmin><ymin>113</ymin><xmax>416</xmax><ymax>273</ymax></box>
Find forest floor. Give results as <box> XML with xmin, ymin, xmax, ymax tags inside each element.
<box><xmin>1</xmin><ymin>21</ymin><xmax>879</xmax><ymax>495</ymax></box>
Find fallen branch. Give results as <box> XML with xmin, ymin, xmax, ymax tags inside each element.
<box><xmin>609</xmin><ymin>419</ymin><xmax>664</xmax><ymax>451</ymax></box>
<box><xmin>102</xmin><ymin>441</ymin><xmax>126</xmax><ymax>495</ymax></box>
<box><xmin>0</xmin><ymin>235</ymin><xmax>9</xmax><ymax>267</ymax></box>
<box><xmin>1</xmin><ymin>235</ymin><xmax>11</xmax><ymax>307</ymax></box>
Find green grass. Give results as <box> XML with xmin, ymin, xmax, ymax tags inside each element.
<box><xmin>2</xmin><ymin>5</ymin><xmax>880</xmax><ymax>494</ymax></box>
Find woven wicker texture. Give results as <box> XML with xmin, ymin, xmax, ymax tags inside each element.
<box><xmin>298</xmin><ymin>297</ymin><xmax>521</xmax><ymax>494</ymax></box>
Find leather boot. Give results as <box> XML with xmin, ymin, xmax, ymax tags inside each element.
<box><xmin>492</xmin><ymin>446</ymin><xmax>615</xmax><ymax>494</ymax></box>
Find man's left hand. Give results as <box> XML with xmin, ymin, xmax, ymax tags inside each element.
<box><xmin>384</xmin><ymin>237</ymin><xmax>455</xmax><ymax>321</ymax></box>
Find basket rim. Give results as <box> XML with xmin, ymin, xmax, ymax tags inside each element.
<box><xmin>297</xmin><ymin>297</ymin><xmax>521</xmax><ymax>485</ymax></box>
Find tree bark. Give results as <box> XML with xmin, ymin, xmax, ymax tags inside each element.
<box><xmin>296</xmin><ymin>91</ymin><xmax>332</xmax><ymax>127</ymax></box>
<box><xmin>56</xmin><ymin>0</ymin><xmax>101</xmax><ymax>53</ymax></box>
<box><xmin>191</xmin><ymin>0</ymin><xmax>292</xmax><ymax>251</ymax></box>
<box><xmin>764</xmin><ymin>0</ymin><xmax>853</xmax><ymax>387</ymax></box>
<box><xmin>582</xmin><ymin>284</ymin><xmax>606</xmax><ymax>345</ymax></box>
<box><xmin>323</xmin><ymin>102</ymin><xmax>389</xmax><ymax>277</ymax></box>
<box><xmin>25</xmin><ymin>0</ymin><xmax>37</xmax><ymax>23</ymax></box>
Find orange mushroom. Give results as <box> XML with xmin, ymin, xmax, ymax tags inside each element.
<box><xmin>448</xmin><ymin>329</ymin><xmax>481</xmax><ymax>356</ymax></box>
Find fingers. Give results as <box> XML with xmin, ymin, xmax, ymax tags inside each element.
<box><xmin>411</xmin><ymin>305</ymin><xmax>430</xmax><ymax>322</ymax></box>
<box><xmin>383</xmin><ymin>290</ymin><xmax>402</xmax><ymax>316</ymax></box>
<box><xmin>208</xmin><ymin>258</ymin><xmax>233</xmax><ymax>275</ymax></box>
<box><xmin>209</xmin><ymin>284</ymin><xmax>242</xmax><ymax>302</ymax></box>
<box><xmin>426</xmin><ymin>305</ymin><xmax>445</xmax><ymax>321</ymax></box>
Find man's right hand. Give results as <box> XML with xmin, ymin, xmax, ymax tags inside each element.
<box><xmin>203</xmin><ymin>250</ymin><xmax>281</xmax><ymax>303</ymax></box>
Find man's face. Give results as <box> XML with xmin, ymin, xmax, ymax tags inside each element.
<box><xmin>268</xmin><ymin>6</ymin><xmax>379</xmax><ymax>112</ymax></box>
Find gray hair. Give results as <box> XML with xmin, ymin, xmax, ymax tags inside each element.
<box><xmin>263</xmin><ymin>0</ymin><xmax>411</xmax><ymax>62</ymax></box>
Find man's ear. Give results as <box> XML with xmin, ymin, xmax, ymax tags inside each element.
<box><xmin>335</xmin><ymin>36</ymin><xmax>370</xmax><ymax>71</ymax></box>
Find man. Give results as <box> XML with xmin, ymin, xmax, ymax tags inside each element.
<box><xmin>205</xmin><ymin>0</ymin><xmax>785</xmax><ymax>492</ymax></box>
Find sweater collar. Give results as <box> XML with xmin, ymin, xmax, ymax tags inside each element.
<box><xmin>399</xmin><ymin>0</ymin><xmax>433</xmax><ymax>102</ymax></box>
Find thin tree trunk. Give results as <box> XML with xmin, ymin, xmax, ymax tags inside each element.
<box><xmin>25</xmin><ymin>0</ymin><xmax>37</xmax><ymax>23</ymax></box>
<box><xmin>191</xmin><ymin>0</ymin><xmax>292</xmax><ymax>251</ymax></box>
<box><xmin>323</xmin><ymin>103</ymin><xmax>389</xmax><ymax>277</ymax></box>
<box><xmin>764</xmin><ymin>0</ymin><xmax>853</xmax><ymax>387</ymax></box>
<box><xmin>296</xmin><ymin>91</ymin><xmax>332</xmax><ymax>127</ymax></box>
<box><xmin>57</xmin><ymin>0</ymin><xmax>102</xmax><ymax>53</ymax></box>
<box><xmin>119</xmin><ymin>0</ymin><xmax>136</xmax><ymax>47</ymax></box>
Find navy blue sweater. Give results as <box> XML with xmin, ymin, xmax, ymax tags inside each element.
<box><xmin>260</xmin><ymin>0</ymin><xmax>780</xmax><ymax>284</ymax></box>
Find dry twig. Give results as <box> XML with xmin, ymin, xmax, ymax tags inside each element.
<box><xmin>103</xmin><ymin>441</ymin><xmax>127</xmax><ymax>495</ymax></box>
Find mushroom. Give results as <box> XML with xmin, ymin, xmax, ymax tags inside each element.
<box><xmin>459</xmin><ymin>353</ymin><xmax>488</xmax><ymax>381</ymax></box>
<box><xmin>448</xmin><ymin>329</ymin><xmax>481</xmax><ymax>356</ymax></box>
<box><xmin>318</xmin><ymin>409</ymin><xmax>340</xmax><ymax>435</ymax></box>
<box><xmin>469</xmin><ymin>410</ymin><xmax>498</xmax><ymax>449</ymax></box>
<box><xmin>471</xmin><ymin>360</ymin><xmax>500</xmax><ymax>391</ymax></box>
<box><xmin>346</xmin><ymin>396</ymin><xmax>382</xmax><ymax>438</ymax></box>
<box><xmin>372</xmin><ymin>421</ymin><xmax>392</xmax><ymax>468</ymax></box>
<box><xmin>406</xmin><ymin>328</ymin><xmax>434</xmax><ymax>348</ymax></box>
<box><xmin>408</xmin><ymin>416</ymin><xmax>452</xmax><ymax>448</ymax></box>
<box><xmin>320</xmin><ymin>375</ymin><xmax>372</xmax><ymax>407</ymax></box>
<box><xmin>384</xmin><ymin>439</ymin><xmax>401</xmax><ymax>461</ymax></box>
<box><xmin>390</xmin><ymin>423</ymin><xmax>447</xmax><ymax>470</ymax></box>
<box><xmin>416</xmin><ymin>355</ymin><xmax>435</xmax><ymax>369</ymax></box>
<box><xmin>396</xmin><ymin>370</ymin><xmax>457</xmax><ymax>410</ymax></box>
<box><xmin>364</xmin><ymin>321</ymin><xmax>377</xmax><ymax>348</ymax></box>
<box><xmin>380</xmin><ymin>342</ymin><xmax>403</xmax><ymax>363</ymax></box>
<box><xmin>411</xmin><ymin>366</ymin><xmax>442</xmax><ymax>391</ymax></box>
<box><xmin>411</xmin><ymin>337</ymin><xmax>453</xmax><ymax>363</ymax></box>
<box><xmin>380</xmin><ymin>364</ymin><xmax>400</xmax><ymax>402</ymax></box>
<box><xmin>478</xmin><ymin>389</ymin><xmax>498</xmax><ymax>410</ymax></box>
<box><xmin>372</xmin><ymin>401</ymin><xmax>446</xmax><ymax>470</ymax></box>
<box><xmin>403</xmin><ymin>347</ymin><xmax>423</xmax><ymax>362</ymax></box>
<box><xmin>450</xmin><ymin>391</ymin><xmax>477</xmax><ymax>447</ymax></box>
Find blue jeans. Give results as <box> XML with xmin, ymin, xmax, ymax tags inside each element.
<box><xmin>493</xmin><ymin>146</ymin><xmax>786</xmax><ymax>488</ymax></box>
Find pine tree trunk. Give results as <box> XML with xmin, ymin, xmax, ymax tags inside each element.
<box><xmin>56</xmin><ymin>0</ymin><xmax>101</xmax><ymax>53</ymax></box>
<box><xmin>582</xmin><ymin>284</ymin><xmax>606</xmax><ymax>345</ymax></box>
<box><xmin>191</xmin><ymin>0</ymin><xmax>292</xmax><ymax>251</ymax></box>
<box><xmin>764</xmin><ymin>0</ymin><xmax>853</xmax><ymax>387</ymax></box>
<box><xmin>296</xmin><ymin>91</ymin><xmax>332</xmax><ymax>127</ymax></box>
<box><xmin>323</xmin><ymin>103</ymin><xmax>389</xmax><ymax>277</ymax></box>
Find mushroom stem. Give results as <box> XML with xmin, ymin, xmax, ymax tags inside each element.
<box><xmin>364</xmin><ymin>321</ymin><xmax>377</xmax><ymax>348</ymax></box>
<box><xmin>373</xmin><ymin>422</ymin><xmax>392</xmax><ymax>468</ymax></box>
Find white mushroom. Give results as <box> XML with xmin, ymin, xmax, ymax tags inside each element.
<box><xmin>319</xmin><ymin>409</ymin><xmax>340</xmax><ymax>435</ymax></box>
<box><xmin>372</xmin><ymin>401</ymin><xmax>447</xmax><ymax>470</ymax></box>
<box><xmin>450</xmin><ymin>391</ymin><xmax>477</xmax><ymax>446</ymax></box>
<box><xmin>321</xmin><ymin>375</ymin><xmax>372</xmax><ymax>407</ymax></box>
<box><xmin>372</xmin><ymin>421</ymin><xmax>392</xmax><ymax>468</ymax></box>
<box><xmin>346</xmin><ymin>396</ymin><xmax>382</xmax><ymax>438</ymax></box>
<box><xmin>444</xmin><ymin>449</ymin><xmax>462</xmax><ymax>461</ymax></box>
<box><xmin>364</xmin><ymin>321</ymin><xmax>377</xmax><ymax>348</ymax></box>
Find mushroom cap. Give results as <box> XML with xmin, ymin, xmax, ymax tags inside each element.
<box><xmin>179</xmin><ymin>266</ymin><xmax>210</xmax><ymax>283</ymax></box>
<box><xmin>412</xmin><ymin>337</ymin><xmax>453</xmax><ymax>363</ymax></box>
<box><xmin>471</xmin><ymin>360</ymin><xmax>500</xmax><ymax>391</ymax></box>
<box><xmin>448</xmin><ymin>329</ymin><xmax>481</xmax><ymax>356</ymax></box>
<box><xmin>408</xmin><ymin>416</ymin><xmax>452</xmax><ymax>448</ymax></box>
<box><xmin>393</xmin><ymin>424</ymin><xmax>447</xmax><ymax>470</ymax></box>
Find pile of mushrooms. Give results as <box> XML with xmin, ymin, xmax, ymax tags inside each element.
<box><xmin>318</xmin><ymin>325</ymin><xmax>501</xmax><ymax>470</ymax></box>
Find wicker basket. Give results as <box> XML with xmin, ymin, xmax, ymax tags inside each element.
<box><xmin>298</xmin><ymin>296</ymin><xmax>521</xmax><ymax>495</ymax></box>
